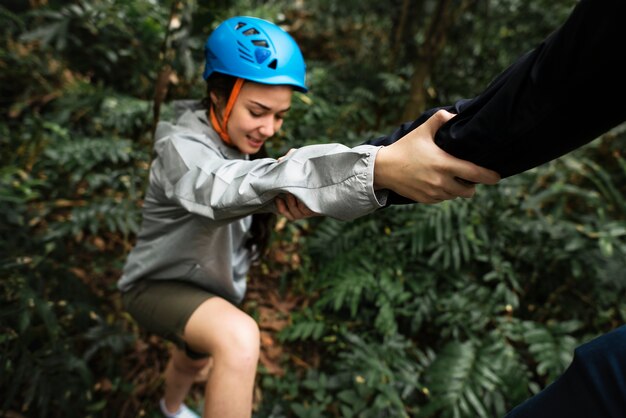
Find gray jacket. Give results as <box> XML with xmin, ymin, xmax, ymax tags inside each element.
<box><xmin>118</xmin><ymin>109</ymin><xmax>387</xmax><ymax>304</ymax></box>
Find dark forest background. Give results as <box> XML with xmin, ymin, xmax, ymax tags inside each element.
<box><xmin>3</xmin><ymin>1</ymin><xmax>626</xmax><ymax>417</ymax></box>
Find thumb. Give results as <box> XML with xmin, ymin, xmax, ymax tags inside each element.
<box><xmin>424</xmin><ymin>109</ymin><xmax>456</xmax><ymax>137</ymax></box>
<box><xmin>277</xmin><ymin>148</ymin><xmax>298</xmax><ymax>163</ymax></box>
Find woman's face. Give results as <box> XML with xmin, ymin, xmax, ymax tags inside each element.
<box><xmin>217</xmin><ymin>81</ymin><xmax>293</xmax><ymax>155</ymax></box>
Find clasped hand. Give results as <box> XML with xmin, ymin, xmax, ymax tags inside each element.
<box><xmin>275</xmin><ymin>110</ymin><xmax>500</xmax><ymax>220</ymax></box>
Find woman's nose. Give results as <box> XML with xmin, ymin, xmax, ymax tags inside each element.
<box><xmin>258</xmin><ymin>116</ymin><xmax>278</xmax><ymax>137</ymax></box>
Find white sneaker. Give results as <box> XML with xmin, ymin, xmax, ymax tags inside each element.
<box><xmin>159</xmin><ymin>398</ymin><xmax>201</xmax><ymax>418</ymax></box>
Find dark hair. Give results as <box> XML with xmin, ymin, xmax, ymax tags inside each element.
<box><xmin>201</xmin><ymin>72</ymin><xmax>237</xmax><ymax>111</ymax></box>
<box><xmin>202</xmin><ymin>72</ymin><xmax>277</xmax><ymax>259</ymax></box>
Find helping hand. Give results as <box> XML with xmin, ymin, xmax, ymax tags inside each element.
<box><xmin>373</xmin><ymin>110</ymin><xmax>500</xmax><ymax>203</ymax></box>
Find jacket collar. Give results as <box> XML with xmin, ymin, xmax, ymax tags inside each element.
<box><xmin>177</xmin><ymin>109</ymin><xmax>246</xmax><ymax>160</ymax></box>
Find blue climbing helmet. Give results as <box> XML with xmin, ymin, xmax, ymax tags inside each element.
<box><xmin>203</xmin><ymin>16</ymin><xmax>307</xmax><ymax>92</ymax></box>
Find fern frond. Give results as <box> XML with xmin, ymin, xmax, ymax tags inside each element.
<box><xmin>520</xmin><ymin>320</ymin><xmax>580</xmax><ymax>381</ymax></box>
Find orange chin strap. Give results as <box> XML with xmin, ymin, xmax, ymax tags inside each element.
<box><xmin>209</xmin><ymin>77</ymin><xmax>245</xmax><ymax>146</ymax></box>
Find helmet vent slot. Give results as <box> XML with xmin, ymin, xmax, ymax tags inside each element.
<box><xmin>236</xmin><ymin>40</ymin><xmax>249</xmax><ymax>51</ymax></box>
<box><xmin>267</xmin><ymin>59</ymin><xmax>277</xmax><ymax>69</ymax></box>
<box><xmin>240</xmin><ymin>55</ymin><xmax>255</xmax><ymax>63</ymax></box>
<box><xmin>252</xmin><ymin>40</ymin><xmax>269</xmax><ymax>47</ymax></box>
<box><xmin>243</xmin><ymin>28</ymin><xmax>260</xmax><ymax>36</ymax></box>
<box><xmin>235</xmin><ymin>22</ymin><xmax>247</xmax><ymax>30</ymax></box>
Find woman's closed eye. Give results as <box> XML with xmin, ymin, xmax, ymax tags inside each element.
<box><xmin>249</xmin><ymin>109</ymin><xmax>287</xmax><ymax>120</ymax></box>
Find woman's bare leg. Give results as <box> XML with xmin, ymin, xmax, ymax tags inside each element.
<box><xmin>162</xmin><ymin>347</ymin><xmax>210</xmax><ymax>413</ymax></box>
<box><xmin>183</xmin><ymin>297</ymin><xmax>260</xmax><ymax>418</ymax></box>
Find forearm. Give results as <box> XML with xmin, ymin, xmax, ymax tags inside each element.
<box><xmin>159</xmin><ymin>139</ymin><xmax>386</xmax><ymax>222</ymax></box>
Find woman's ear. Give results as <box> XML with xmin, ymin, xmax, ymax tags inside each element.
<box><xmin>209</xmin><ymin>91</ymin><xmax>226</xmax><ymax>121</ymax></box>
<box><xmin>210</xmin><ymin>92</ymin><xmax>222</xmax><ymax>109</ymax></box>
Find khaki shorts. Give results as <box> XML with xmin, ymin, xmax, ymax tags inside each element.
<box><xmin>122</xmin><ymin>280</ymin><xmax>214</xmax><ymax>359</ymax></box>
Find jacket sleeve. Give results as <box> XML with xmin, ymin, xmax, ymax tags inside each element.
<box><xmin>433</xmin><ymin>0</ymin><xmax>626</xmax><ymax>178</ymax></box>
<box><xmin>151</xmin><ymin>132</ymin><xmax>387</xmax><ymax>222</ymax></box>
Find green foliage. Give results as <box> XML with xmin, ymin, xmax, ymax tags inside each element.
<box><xmin>436</xmin><ymin>0</ymin><xmax>576</xmax><ymax>102</ymax></box>
<box><xmin>258</xmin><ymin>333</ymin><xmax>423</xmax><ymax>418</ymax></box>
<box><xmin>270</xmin><ymin>134</ymin><xmax>626</xmax><ymax>417</ymax></box>
<box><xmin>1</xmin><ymin>3</ymin><xmax>156</xmax><ymax>415</ymax></box>
<box><xmin>18</xmin><ymin>0</ymin><xmax>168</xmax><ymax>95</ymax></box>
<box><xmin>3</xmin><ymin>1</ymin><xmax>625</xmax><ymax>417</ymax></box>
<box><xmin>1</xmin><ymin>115</ymin><xmax>144</xmax><ymax>415</ymax></box>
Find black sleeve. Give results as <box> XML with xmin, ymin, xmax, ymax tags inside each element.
<box><xmin>369</xmin><ymin>0</ymin><xmax>626</xmax><ymax>204</ymax></box>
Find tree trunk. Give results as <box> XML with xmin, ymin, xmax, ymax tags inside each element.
<box><xmin>389</xmin><ymin>0</ymin><xmax>427</xmax><ymax>71</ymax></box>
<box><xmin>403</xmin><ymin>61</ymin><xmax>431</xmax><ymax>121</ymax></box>
<box><xmin>401</xmin><ymin>0</ymin><xmax>475</xmax><ymax>121</ymax></box>
<box><xmin>389</xmin><ymin>0</ymin><xmax>412</xmax><ymax>70</ymax></box>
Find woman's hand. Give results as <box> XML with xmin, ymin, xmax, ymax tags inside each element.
<box><xmin>373</xmin><ymin>110</ymin><xmax>501</xmax><ymax>203</ymax></box>
<box><xmin>276</xmin><ymin>193</ymin><xmax>320</xmax><ymax>221</ymax></box>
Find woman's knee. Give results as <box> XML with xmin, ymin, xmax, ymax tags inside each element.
<box><xmin>184</xmin><ymin>298</ymin><xmax>260</xmax><ymax>370</ymax></box>
<box><xmin>216</xmin><ymin>313</ymin><xmax>260</xmax><ymax>369</ymax></box>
